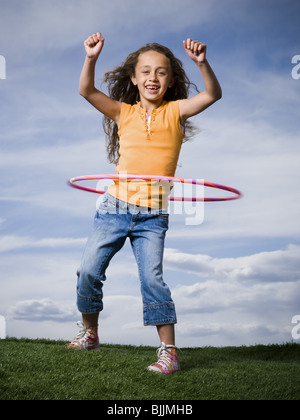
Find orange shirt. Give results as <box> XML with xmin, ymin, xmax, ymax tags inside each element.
<box><xmin>107</xmin><ymin>100</ymin><xmax>184</xmax><ymax>208</ymax></box>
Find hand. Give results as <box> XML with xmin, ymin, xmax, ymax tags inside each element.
<box><xmin>84</xmin><ymin>32</ymin><xmax>105</xmax><ymax>59</ymax></box>
<box><xmin>183</xmin><ymin>38</ymin><xmax>207</xmax><ymax>64</ymax></box>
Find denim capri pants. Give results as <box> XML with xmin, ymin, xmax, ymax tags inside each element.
<box><xmin>76</xmin><ymin>193</ymin><xmax>177</xmax><ymax>326</ymax></box>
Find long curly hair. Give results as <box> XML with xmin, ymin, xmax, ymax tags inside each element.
<box><xmin>102</xmin><ymin>43</ymin><xmax>198</xmax><ymax>164</ymax></box>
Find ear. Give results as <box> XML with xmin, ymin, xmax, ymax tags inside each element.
<box><xmin>130</xmin><ymin>73</ymin><xmax>138</xmax><ymax>86</ymax></box>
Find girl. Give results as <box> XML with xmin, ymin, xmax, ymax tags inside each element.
<box><xmin>67</xmin><ymin>32</ymin><xmax>222</xmax><ymax>374</ymax></box>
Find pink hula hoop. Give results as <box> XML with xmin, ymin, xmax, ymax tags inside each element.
<box><xmin>68</xmin><ymin>174</ymin><xmax>242</xmax><ymax>202</ymax></box>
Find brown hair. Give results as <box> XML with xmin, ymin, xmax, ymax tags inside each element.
<box><xmin>103</xmin><ymin>43</ymin><xmax>198</xmax><ymax>164</ymax></box>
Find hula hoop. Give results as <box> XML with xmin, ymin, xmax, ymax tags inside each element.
<box><xmin>68</xmin><ymin>174</ymin><xmax>242</xmax><ymax>202</ymax></box>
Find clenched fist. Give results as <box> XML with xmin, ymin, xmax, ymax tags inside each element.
<box><xmin>183</xmin><ymin>38</ymin><xmax>207</xmax><ymax>64</ymax></box>
<box><xmin>84</xmin><ymin>32</ymin><xmax>105</xmax><ymax>59</ymax></box>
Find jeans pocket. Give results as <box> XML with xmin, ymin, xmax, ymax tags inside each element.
<box><xmin>97</xmin><ymin>194</ymin><xmax>117</xmax><ymax>215</ymax></box>
<box><xmin>97</xmin><ymin>196</ymin><xmax>109</xmax><ymax>215</ymax></box>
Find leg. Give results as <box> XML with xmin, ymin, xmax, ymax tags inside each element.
<box><xmin>82</xmin><ymin>312</ymin><xmax>99</xmax><ymax>330</ymax></box>
<box><xmin>129</xmin><ymin>213</ymin><xmax>180</xmax><ymax>374</ymax></box>
<box><xmin>149</xmin><ymin>324</ymin><xmax>180</xmax><ymax>374</ymax></box>
<box><xmin>69</xmin><ymin>197</ymin><xmax>130</xmax><ymax>350</ymax></box>
<box><xmin>68</xmin><ymin>210</ymin><xmax>127</xmax><ymax>350</ymax></box>
<box><xmin>157</xmin><ymin>324</ymin><xmax>175</xmax><ymax>346</ymax></box>
<box><xmin>77</xmin><ymin>207</ymin><xmax>128</xmax><ymax>316</ymax></box>
<box><xmin>129</xmin><ymin>213</ymin><xmax>177</xmax><ymax>327</ymax></box>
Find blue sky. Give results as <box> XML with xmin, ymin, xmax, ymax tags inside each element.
<box><xmin>0</xmin><ymin>0</ymin><xmax>300</xmax><ymax>347</ymax></box>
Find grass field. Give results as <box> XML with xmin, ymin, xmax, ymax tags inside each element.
<box><xmin>0</xmin><ymin>338</ymin><xmax>299</xmax><ymax>400</ymax></box>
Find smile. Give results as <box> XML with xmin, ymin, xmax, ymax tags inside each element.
<box><xmin>146</xmin><ymin>85</ymin><xmax>160</xmax><ymax>93</ymax></box>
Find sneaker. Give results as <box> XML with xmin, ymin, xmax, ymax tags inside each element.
<box><xmin>147</xmin><ymin>342</ymin><xmax>180</xmax><ymax>375</ymax></box>
<box><xmin>65</xmin><ymin>321</ymin><xmax>100</xmax><ymax>351</ymax></box>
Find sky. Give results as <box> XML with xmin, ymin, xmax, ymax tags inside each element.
<box><xmin>0</xmin><ymin>0</ymin><xmax>300</xmax><ymax>348</ymax></box>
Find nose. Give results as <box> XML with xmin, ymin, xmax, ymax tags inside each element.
<box><xmin>149</xmin><ymin>72</ymin><xmax>158</xmax><ymax>81</ymax></box>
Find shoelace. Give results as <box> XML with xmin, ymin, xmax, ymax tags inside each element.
<box><xmin>156</xmin><ymin>342</ymin><xmax>179</xmax><ymax>369</ymax></box>
<box><xmin>74</xmin><ymin>321</ymin><xmax>87</xmax><ymax>340</ymax></box>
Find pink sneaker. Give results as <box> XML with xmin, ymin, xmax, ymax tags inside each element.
<box><xmin>66</xmin><ymin>322</ymin><xmax>100</xmax><ymax>351</ymax></box>
<box><xmin>148</xmin><ymin>342</ymin><xmax>180</xmax><ymax>375</ymax></box>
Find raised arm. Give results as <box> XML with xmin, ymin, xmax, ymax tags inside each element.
<box><xmin>179</xmin><ymin>38</ymin><xmax>222</xmax><ymax>121</ymax></box>
<box><xmin>79</xmin><ymin>32</ymin><xmax>121</xmax><ymax>124</ymax></box>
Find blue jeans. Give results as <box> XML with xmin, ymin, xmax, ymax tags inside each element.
<box><xmin>76</xmin><ymin>193</ymin><xmax>177</xmax><ymax>326</ymax></box>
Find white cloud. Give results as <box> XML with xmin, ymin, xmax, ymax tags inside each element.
<box><xmin>173</xmin><ymin>279</ymin><xmax>299</xmax><ymax>316</ymax></box>
<box><xmin>177</xmin><ymin>321</ymin><xmax>223</xmax><ymax>337</ymax></box>
<box><xmin>8</xmin><ymin>299</ymin><xmax>77</xmax><ymax>323</ymax></box>
<box><xmin>164</xmin><ymin>244</ymin><xmax>300</xmax><ymax>283</ymax></box>
<box><xmin>176</xmin><ymin>319</ymin><xmax>291</xmax><ymax>347</ymax></box>
<box><xmin>0</xmin><ymin>235</ymin><xmax>87</xmax><ymax>253</ymax></box>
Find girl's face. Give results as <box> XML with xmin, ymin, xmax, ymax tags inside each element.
<box><xmin>131</xmin><ymin>50</ymin><xmax>174</xmax><ymax>108</ymax></box>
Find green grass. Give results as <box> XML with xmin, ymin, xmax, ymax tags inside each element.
<box><xmin>0</xmin><ymin>338</ymin><xmax>299</xmax><ymax>400</ymax></box>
